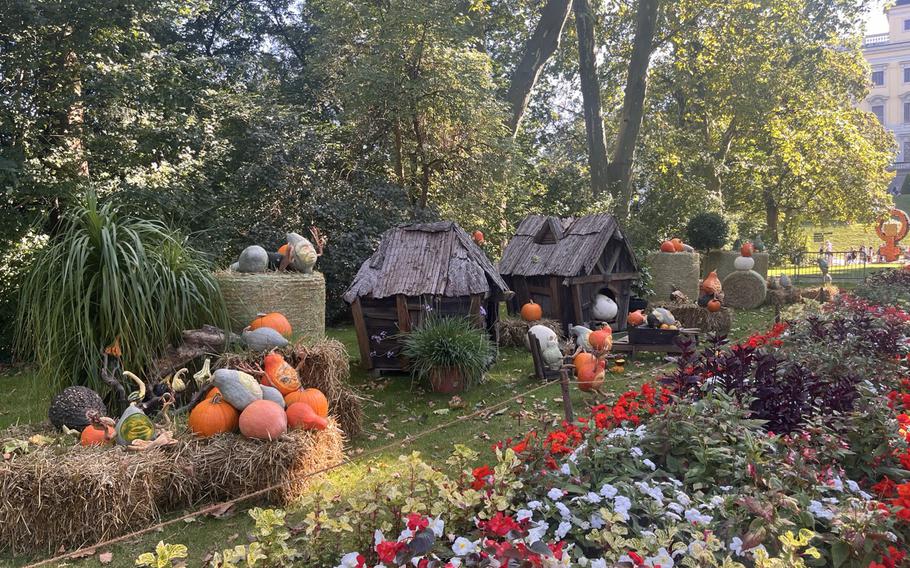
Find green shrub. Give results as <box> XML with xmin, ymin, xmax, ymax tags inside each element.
<box><xmin>15</xmin><ymin>193</ymin><xmax>228</xmax><ymax>393</ymax></box>
<box><xmin>400</xmin><ymin>315</ymin><xmax>493</xmax><ymax>390</ymax></box>
<box><xmin>685</xmin><ymin>211</ymin><xmax>729</xmax><ymax>251</ymax></box>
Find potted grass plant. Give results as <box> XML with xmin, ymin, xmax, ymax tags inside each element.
<box><xmin>401</xmin><ymin>315</ymin><xmax>494</xmax><ymax>393</ymax></box>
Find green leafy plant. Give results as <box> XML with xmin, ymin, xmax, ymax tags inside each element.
<box><xmin>15</xmin><ymin>192</ymin><xmax>228</xmax><ymax>393</ymax></box>
<box><xmin>686</xmin><ymin>212</ymin><xmax>730</xmax><ymax>251</ymax></box>
<box><xmin>400</xmin><ymin>315</ymin><xmax>493</xmax><ymax>390</ymax></box>
<box><xmin>208</xmin><ymin>508</ymin><xmax>296</xmax><ymax>567</ymax></box>
<box><xmin>135</xmin><ymin>542</ymin><xmax>188</xmax><ymax>567</ymax></box>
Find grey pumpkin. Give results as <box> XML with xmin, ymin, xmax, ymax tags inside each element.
<box><xmin>213</xmin><ymin>368</ymin><xmax>263</xmax><ymax>411</ymax></box>
<box><xmin>48</xmin><ymin>386</ymin><xmax>108</xmax><ymax>431</ymax></box>
<box><xmin>237</xmin><ymin>245</ymin><xmax>269</xmax><ymax>273</ymax></box>
<box><xmin>242</xmin><ymin>327</ymin><xmax>289</xmax><ymax>351</ymax></box>
<box><xmin>260</xmin><ymin>385</ymin><xmax>286</xmax><ymax>409</ymax></box>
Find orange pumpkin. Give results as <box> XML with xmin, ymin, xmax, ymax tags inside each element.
<box><xmin>284</xmin><ymin>388</ymin><xmax>329</xmax><ymax>418</ymax></box>
<box><xmin>278</xmin><ymin>243</ymin><xmax>290</xmax><ymax>256</ymax></box>
<box><xmin>574</xmin><ymin>352</ymin><xmax>597</xmax><ymax>374</ymax></box>
<box><xmin>80</xmin><ymin>422</ymin><xmax>115</xmax><ymax>446</ymax></box>
<box><xmin>205</xmin><ymin>387</ymin><xmax>221</xmax><ymax>399</ymax></box>
<box><xmin>660</xmin><ymin>240</ymin><xmax>676</xmax><ymax>253</ymax></box>
<box><xmin>520</xmin><ymin>301</ymin><xmax>543</xmax><ymax>322</ymax></box>
<box><xmin>627</xmin><ymin>310</ymin><xmax>646</xmax><ymax>327</ymax></box>
<box><xmin>578</xmin><ymin>362</ymin><xmax>605</xmax><ymax>391</ymax></box>
<box><xmin>589</xmin><ymin>328</ymin><xmax>613</xmax><ymax>351</ymax></box>
<box><xmin>671</xmin><ymin>238</ymin><xmax>684</xmax><ymax>252</ymax></box>
<box><xmin>701</xmin><ymin>271</ymin><xmax>722</xmax><ymax>295</ymax></box>
<box><xmin>473</xmin><ymin>230</ymin><xmax>485</xmax><ymax>245</ymax></box>
<box><xmin>189</xmin><ymin>393</ymin><xmax>239</xmax><ymax>437</ymax></box>
<box><xmin>263</xmin><ymin>352</ymin><xmax>302</xmax><ymax>395</ymax></box>
<box><xmin>287</xmin><ymin>402</ymin><xmax>328</xmax><ymax>431</ymax></box>
<box><xmin>249</xmin><ymin>312</ymin><xmax>293</xmax><ymax>338</ymax></box>
<box><xmin>707</xmin><ymin>299</ymin><xmax>722</xmax><ymax>312</ymax></box>
<box><xmin>239</xmin><ymin>400</ymin><xmax>288</xmax><ymax>440</ymax></box>
<box><xmin>740</xmin><ymin>242</ymin><xmax>754</xmax><ymax>257</ymax></box>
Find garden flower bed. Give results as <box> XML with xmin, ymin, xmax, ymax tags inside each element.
<box><xmin>300</xmin><ymin>272</ymin><xmax>910</xmax><ymax>567</ymax></box>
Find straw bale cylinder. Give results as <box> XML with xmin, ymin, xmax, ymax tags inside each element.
<box><xmin>648</xmin><ymin>252</ymin><xmax>700</xmax><ymax>303</ymax></box>
<box><xmin>0</xmin><ymin>423</ymin><xmax>344</xmax><ymax>556</ymax></box>
<box><xmin>651</xmin><ymin>302</ymin><xmax>733</xmax><ymax>335</ymax></box>
<box><xmin>723</xmin><ymin>270</ymin><xmax>767</xmax><ymax>309</ymax></box>
<box><xmin>216</xmin><ymin>271</ymin><xmax>326</xmax><ymax>338</ymax></box>
<box><xmin>703</xmin><ymin>251</ymin><xmax>769</xmax><ymax>280</ymax></box>
<box><xmin>495</xmin><ymin>316</ymin><xmax>563</xmax><ymax>348</ymax></box>
<box><xmin>766</xmin><ymin>287</ymin><xmax>802</xmax><ymax>308</ymax></box>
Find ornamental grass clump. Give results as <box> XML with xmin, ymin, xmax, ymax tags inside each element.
<box><xmin>401</xmin><ymin>315</ymin><xmax>493</xmax><ymax>391</ymax></box>
<box><xmin>15</xmin><ymin>193</ymin><xmax>228</xmax><ymax>393</ymax></box>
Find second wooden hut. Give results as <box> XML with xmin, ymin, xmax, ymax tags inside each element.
<box><xmin>499</xmin><ymin>213</ymin><xmax>638</xmax><ymax>333</ymax></box>
<box><xmin>343</xmin><ymin>221</ymin><xmax>510</xmax><ymax>372</ymax></box>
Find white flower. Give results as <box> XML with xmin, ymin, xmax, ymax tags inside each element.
<box><xmin>589</xmin><ymin>513</ymin><xmax>604</xmax><ymax>529</ymax></box>
<box><xmin>429</xmin><ymin>517</ymin><xmax>445</xmax><ymax>537</ymax></box>
<box><xmin>635</xmin><ymin>482</ymin><xmax>664</xmax><ymax>504</ymax></box>
<box><xmin>585</xmin><ymin>492</ymin><xmax>602</xmax><ymax>504</ymax></box>
<box><xmin>555</xmin><ymin>502</ymin><xmax>572</xmax><ymax>519</ymax></box>
<box><xmin>719</xmin><ymin>485</ymin><xmax>732</xmax><ymax>492</ymax></box>
<box><xmin>674</xmin><ymin>491</ymin><xmax>691</xmax><ymax>506</ymax></box>
<box><xmin>630</xmin><ymin>446</ymin><xmax>644</xmax><ymax>457</ymax></box>
<box><xmin>645</xmin><ymin>548</ymin><xmax>674</xmax><ymax>567</ymax></box>
<box><xmin>830</xmin><ymin>477</ymin><xmax>844</xmax><ymax>491</ymax></box>
<box><xmin>548</xmin><ymin>488</ymin><xmax>565</xmax><ymax>500</ymax></box>
<box><xmin>590</xmin><ymin>560</ymin><xmax>608</xmax><ymax>568</ymax></box>
<box><xmin>527</xmin><ymin>520</ymin><xmax>549</xmax><ymax>542</ymax></box>
<box><xmin>614</xmin><ymin>495</ymin><xmax>632</xmax><ymax>521</ymax></box>
<box><xmin>599</xmin><ymin>483</ymin><xmax>618</xmax><ymax>499</ymax></box>
<box><xmin>337</xmin><ymin>552</ymin><xmax>363</xmax><ymax>568</ymax></box>
<box><xmin>859</xmin><ymin>490</ymin><xmax>873</xmax><ymax>500</ymax></box>
<box><xmin>527</xmin><ymin>500</ymin><xmax>543</xmax><ymax>510</ymax></box>
<box><xmin>374</xmin><ymin>529</ymin><xmax>384</xmax><ymax>546</ymax></box>
<box><xmin>729</xmin><ymin>537</ymin><xmax>744</xmax><ymax>556</ymax></box>
<box><xmin>448</xmin><ymin>559</ymin><xmax>462</xmax><ymax>567</ymax></box>
<box><xmin>709</xmin><ymin>495</ymin><xmax>725</xmax><ymax>508</ymax></box>
<box><xmin>516</xmin><ymin>509</ymin><xmax>533</xmax><ymax>522</ymax></box>
<box><xmin>452</xmin><ymin>537</ymin><xmax>478</xmax><ymax>556</ymax></box>
<box><xmin>667</xmin><ymin>502</ymin><xmax>684</xmax><ymax>514</ymax></box>
<box><xmin>556</xmin><ymin>520</ymin><xmax>572</xmax><ymax>539</ymax></box>
<box><xmin>809</xmin><ymin>499</ymin><xmax>835</xmax><ymax>520</ymax></box>
<box><xmin>397</xmin><ymin>528</ymin><xmax>413</xmax><ymax>541</ymax></box>
<box><xmin>684</xmin><ymin>508</ymin><xmax>713</xmax><ymax>525</ymax></box>
<box><xmin>663</xmin><ymin>511</ymin><xmax>681</xmax><ymax>521</ymax></box>
<box><xmin>846</xmin><ymin>480</ymin><xmax>861</xmax><ymax>492</ymax></box>
<box><xmin>560</xmin><ymin>463</ymin><xmax>572</xmax><ymax>476</ymax></box>
<box><xmin>642</xmin><ymin>458</ymin><xmax>656</xmax><ymax>471</ymax></box>
<box><xmin>634</xmin><ymin>425</ymin><xmax>648</xmax><ymax>437</ymax></box>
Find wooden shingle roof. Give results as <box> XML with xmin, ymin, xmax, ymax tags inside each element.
<box><xmin>343</xmin><ymin>221</ymin><xmax>509</xmax><ymax>302</ymax></box>
<box><xmin>498</xmin><ymin>213</ymin><xmax>637</xmax><ymax>277</ymax></box>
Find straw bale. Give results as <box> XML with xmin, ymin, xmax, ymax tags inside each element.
<box><xmin>218</xmin><ymin>339</ymin><xmax>363</xmax><ymax>437</ymax></box>
<box><xmin>651</xmin><ymin>302</ymin><xmax>733</xmax><ymax>335</ymax></box>
<box><xmin>496</xmin><ymin>317</ymin><xmax>563</xmax><ymax>348</ymax></box>
<box><xmin>722</xmin><ymin>270</ymin><xmax>767</xmax><ymax>309</ymax></box>
<box><xmin>766</xmin><ymin>287</ymin><xmax>802</xmax><ymax>308</ymax></box>
<box><xmin>215</xmin><ymin>271</ymin><xmax>326</xmax><ymax>337</ymax></box>
<box><xmin>648</xmin><ymin>252</ymin><xmax>700</xmax><ymax>303</ymax></box>
<box><xmin>0</xmin><ymin>422</ymin><xmax>344</xmax><ymax>556</ymax></box>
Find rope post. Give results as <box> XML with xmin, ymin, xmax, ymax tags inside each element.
<box><xmin>559</xmin><ymin>367</ymin><xmax>574</xmax><ymax>423</ymax></box>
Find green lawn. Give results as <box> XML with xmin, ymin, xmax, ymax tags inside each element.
<box><xmin>0</xmin><ymin>309</ymin><xmax>775</xmax><ymax>567</ymax></box>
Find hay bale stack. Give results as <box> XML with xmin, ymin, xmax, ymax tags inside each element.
<box><xmin>0</xmin><ymin>424</ymin><xmax>344</xmax><ymax>556</ymax></box>
<box><xmin>766</xmin><ymin>287</ymin><xmax>801</xmax><ymax>308</ymax></box>
<box><xmin>648</xmin><ymin>252</ymin><xmax>700</xmax><ymax>303</ymax></box>
<box><xmin>702</xmin><ymin>251</ymin><xmax>770</xmax><ymax>280</ymax></box>
<box><xmin>496</xmin><ymin>317</ymin><xmax>563</xmax><ymax>348</ymax></box>
<box><xmin>651</xmin><ymin>302</ymin><xmax>733</xmax><ymax>335</ymax></box>
<box><xmin>216</xmin><ymin>271</ymin><xmax>326</xmax><ymax>338</ymax></box>
<box><xmin>218</xmin><ymin>339</ymin><xmax>363</xmax><ymax>437</ymax></box>
<box><xmin>723</xmin><ymin>270</ymin><xmax>767</xmax><ymax>309</ymax></box>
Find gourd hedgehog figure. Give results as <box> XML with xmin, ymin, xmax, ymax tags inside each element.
<box><xmin>48</xmin><ymin>386</ymin><xmax>108</xmax><ymax>431</ymax></box>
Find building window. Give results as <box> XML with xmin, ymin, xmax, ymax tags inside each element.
<box><xmin>904</xmin><ymin>19</ymin><xmax>910</xmax><ymax>31</ymax></box>
<box><xmin>904</xmin><ymin>141</ymin><xmax>910</xmax><ymax>161</ymax></box>
<box><xmin>873</xmin><ymin>104</ymin><xmax>885</xmax><ymax>122</ymax></box>
<box><xmin>904</xmin><ymin>102</ymin><xmax>910</xmax><ymax>123</ymax></box>
<box><xmin>873</xmin><ymin>70</ymin><xmax>885</xmax><ymax>86</ymax></box>
<box><xmin>904</xmin><ymin>67</ymin><xmax>910</xmax><ymax>83</ymax></box>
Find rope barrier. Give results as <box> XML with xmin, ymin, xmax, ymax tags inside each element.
<box><xmin>26</xmin><ymin>362</ymin><xmax>674</xmax><ymax>567</ymax></box>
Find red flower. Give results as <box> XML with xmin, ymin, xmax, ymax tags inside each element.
<box><xmin>479</xmin><ymin>512</ymin><xmax>522</xmax><ymax>537</ymax></box>
<box><xmin>874</xmin><ymin>476</ymin><xmax>898</xmax><ymax>498</ymax></box>
<box><xmin>375</xmin><ymin>540</ymin><xmax>405</xmax><ymax>563</ymax></box>
<box><xmin>406</xmin><ymin>513</ymin><xmax>429</xmax><ymax>532</ymax></box>
<box><xmin>471</xmin><ymin>465</ymin><xmax>494</xmax><ymax>490</ymax></box>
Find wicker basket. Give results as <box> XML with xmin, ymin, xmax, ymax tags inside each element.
<box><xmin>215</xmin><ymin>271</ymin><xmax>326</xmax><ymax>338</ymax></box>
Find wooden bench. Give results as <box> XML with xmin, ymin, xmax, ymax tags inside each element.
<box><xmin>611</xmin><ymin>328</ymin><xmax>701</xmax><ymax>357</ymax></box>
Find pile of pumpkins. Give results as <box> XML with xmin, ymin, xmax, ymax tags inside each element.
<box><xmin>231</xmin><ymin>232</ymin><xmax>319</xmax><ymax>275</ymax></box>
<box><xmin>625</xmin><ymin>308</ymin><xmax>679</xmax><ymax>329</ymax></box>
<box><xmin>659</xmin><ymin>238</ymin><xmax>694</xmax><ymax>253</ymax></box>
<box><xmin>189</xmin><ymin>352</ymin><xmax>329</xmax><ymax>440</ymax></box>
<box><xmin>48</xmin><ymin>381</ymin><xmax>161</xmax><ymax>448</ymax></box>
<box><xmin>242</xmin><ymin>311</ymin><xmax>293</xmax><ymax>351</ymax></box>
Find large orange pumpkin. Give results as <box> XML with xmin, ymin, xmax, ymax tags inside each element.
<box><xmin>589</xmin><ymin>328</ymin><xmax>613</xmax><ymax>351</ymax></box>
<box><xmin>249</xmin><ymin>312</ymin><xmax>293</xmax><ymax>338</ymax></box>
<box><xmin>671</xmin><ymin>238</ymin><xmax>684</xmax><ymax>252</ymax></box>
<box><xmin>740</xmin><ymin>242</ymin><xmax>754</xmax><ymax>257</ymax></box>
<box><xmin>189</xmin><ymin>393</ymin><xmax>239</xmax><ymax>437</ymax></box>
<box><xmin>284</xmin><ymin>388</ymin><xmax>329</xmax><ymax>418</ymax></box>
<box><xmin>239</xmin><ymin>400</ymin><xmax>288</xmax><ymax>440</ymax></box>
<box><xmin>660</xmin><ymin>240</ymin><xmax>676</xmax><ymax>253</ymax></box>
<box><xmin>80</xmin><ymin>422</ymin><xmax>115</xmax><ymax>446</ymax></box>
<box><xmin>287</xmin><ymin>402</ymin><xmax>328</xmax><ymax>431</ymax></box>
<box><xmin>627</xmin><ymin>310</ymin><xmax>646</xmax><ymax>327</ymax></box>
<box><xmin>263</xmin><ymin>352</ymin><xmax>302</xmax><ymax>395</ymax></box>
<box><xmin>520</xmin><ymin>301</ymin><xmax>543</xmax><ymax>322</ymax></box>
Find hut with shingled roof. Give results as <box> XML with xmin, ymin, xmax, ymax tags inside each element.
<box><xmin>344</xmin><ymin>221</ymin><xmax>510</xmax><ymax>372</ymax></box>
<box><xmin>499</xmin><ymin>213</ymin><xmax>638</xmax><ymax>333</ymax></box>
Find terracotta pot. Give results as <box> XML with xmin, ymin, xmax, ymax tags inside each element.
<box><xmin>429</xmin><ymin>367</ymin><xmax>466</xmax><ymax>394</ymax></box>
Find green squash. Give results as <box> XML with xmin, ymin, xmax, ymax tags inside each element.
<box><xmin>213</xmin><ymin>369</ymin><xmax>262</xmax><ymax>411</ymax></box>
<box><xmin>115</xmin><ymin>406</ymin><xmax>155</xmax><ymax>445</ymax></box>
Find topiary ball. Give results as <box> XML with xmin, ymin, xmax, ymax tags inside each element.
<box><xmin>685</xmin><ymin>212</ymin><xmax>730</xmax><ymax>252</ymax></box>
<box><xmin>48</xmin><ymin>386</ymin><xmax>108</xmax><ymax>430</ymax></box>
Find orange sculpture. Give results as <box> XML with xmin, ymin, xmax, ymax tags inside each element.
<box><xmin>876</xmin><ymin>208</ymin><xmax>910</xmax><ymax>262</ymax></box>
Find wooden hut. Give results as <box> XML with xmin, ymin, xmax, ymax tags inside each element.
<box><xmin>499</xmin><ymin>214</ymin><xmax>638</xmax><ymax>333</ymax></box>
<box><xmin>344</xmin><ymin>221</ymin><xmax>510</xmax><ymax>372</ymax></box>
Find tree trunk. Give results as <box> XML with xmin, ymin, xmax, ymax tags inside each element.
<box><xmin>764</xmin><ymin>187</ymin><xmax>780</xmax><ymax>246</ymax></box>
<box><xmin>64</xmin><ymin>50</ymin><xmax>88</xmax><ymax>179</ymax></box>
<box><xmin>573</xmin><ymin>0</ymin><xmax>610</xmax><ymax>198</ymax></box>
<box><xmin>607</xmin><ymin>0</ymin><xmax>659</xmax><ymax>220</ymax></box>
<box><xmin>505</xmin><ymin>0</ymin><xmax>573</xmax><ymax>136</ymax></box>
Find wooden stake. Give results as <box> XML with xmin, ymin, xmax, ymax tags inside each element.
<box><xmin>559</xmin><ymin>367</ymin><xmax>574</xmax><ymax>422</ymax></box>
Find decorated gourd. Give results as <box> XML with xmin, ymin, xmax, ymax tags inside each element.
<box><xmin>287</xmin><ymin>232</ymin><xmax>318</xmax><ymax>273</ymax></box>
<box><xmin>591</xmin><ymin>294</ymin><xmax>618</xmax><ymax>321</ymax></box>
<box><xmin>741</xmin><ymin>242</ymin><xmax>754</xmax><ymax>257</ymax></box>
<box><xmin>189</xmin><ymin>394</ymin><xmax>239</xmax><ymax>437</ymax></box>
<box><xmin>250</xmin><ymin>312</ymin><xmax>292</xmax><ymax>338</ymax></box>
<box><xmin>260</xmin><ymin>385</ymin><xmax>286</xmax><ymax>409</ymax></box>
<box><xmin>239</xmin><ymin>400</ymin><xmax>288</xmax><ymax>440</ymax></box>
<box><xmin>588</xmin><ymin>327</ymin><xmax>613</xmax><ymax>351</ymax></box>
<box><xmin>701</xmin><ymin>271</ymin><xmax>722</xmax><ymax>295</ymax></box>
<box><xmin>115</xmin><ymin>406</ymin><xmax>155</xmax><ymax>445</ymax></box>
<box><xmin>80</xmin><ymin>413</ymin><xmax>116</xmax><ymax>447</ymax></box>
<box><xmin>237</xmin><ymin>245</ymin><xmax>269</xmax><ymax>273</ymax></box>
<box><xmin>651</xmin><ymin>307</ymin><xmax>676</xmax><ymax>325</ymax></box>
<box><xmin>285</xmin><ymin>388</ymin><xmax>329</xmax><ymax>418</ymax></box>
<box><xmin>213</xmin><ymin>369</ymin><xmax>262</xmax><ymax>411</ymax></box>
<box><xmin>287</xmin><ymin>402</ymin><xmax>328</xmax><ymax>431</ymax></box>
<box><xmin>671</xmin><ymin>238</ymin><xmax>684</xmax><ymax>252</ymax></box>
<box><xmin>627</xmin><ymin>310</ymin><xmax>645</xmax><ymax>327</ymax></box>
<box><xmin>48</xmin><ymin>386</ymin><xmax>108</xmax><ymax>431</ymax></box>
<box><xmin>262</xmin><ymin>352</ymin><xmax>301</xmax><ymax>395</ymax></box>
<box><xmin>520</xmin><ymin>301</ymin><xmax>543</xmax><ymax>322</ymax></box>
<box><xmin>660</xmin><ymin>240</ymin><xmax>676</xmax><ymax>253</ymax></box>
<box><xmin>242</xmin><ymin>327</ymin><xmax>289</xmax><ymax>351</ymax></box>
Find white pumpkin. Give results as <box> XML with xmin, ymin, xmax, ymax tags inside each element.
<box><xmin>237</xmin><ymin>245</ymin><xmax>269</xmax><ymax>273</ymax></box>
<box><xmin>286</xmin><ymin>232</ymin><xmax>318</xmax><ymax>274</ymax></box>
<box><xmin>591</xmin><ymin>294</ymin><xmax>618</xmax><ymax>321</ymax></box>
<box><xmin>733</xmin><ymin>255</ymin><xmax>755</xmax><ymax>271</ymax></box>
<box><xmin>525</xmin><ymin>324</ymin><xmax>558</xmax><ymax>351</ymax></box>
